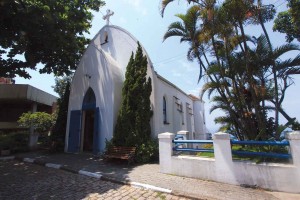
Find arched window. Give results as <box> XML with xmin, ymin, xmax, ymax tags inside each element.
<box><xmin>163</xmin><ymin>96</ymin><xmax>167</xmax><ymax>124</ymax></box>
<box><xmin>82</xmin><ymin>88</ymin><xmax>96</xmax><ymax>110</ymax></box>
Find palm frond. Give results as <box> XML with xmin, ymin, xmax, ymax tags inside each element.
<box><xmin>273</xmin><ymin>43</ymin><xmax>300</xmax><ymax>59</ymax></box>
<box><xmin>160</xmin><ymin>0</ymin><xmax>175</xmax><ymax>17</ymax></box>
<box><xmin>180</xmin><ymin>37</ymin><xmax>192</xmax><ymax>43</ymax></box>
<box><xmin>166</xmin><ymin>21</ymin><xmax>186</xmax><ymax>32</ymax></box>
<box><xmin>163</xmin><ymin>23</ymin><xmax>187</xmax><ymax>42</ymax></box>
<box><xmin>175</xmin><ymin>13</ymin><xmax>186</xmax><ymax>21</ymax></box>
<box><xmin>200</xmin><ymin>81</ymin><xmax>219</xmax><ymax>99</ymax></box>
<box><xmin>206</xmin><ymin>86</ymin><xmax>216</xmax><ymax>99</ymax></box>
<box><xmin>214</xmin><ymin>116</ymin><xmax>232</xmax><ymax>125</ymax></box>
<box><xmin>210</xmin><ymin>104</ymin><xmax>228</xmax><ymax>113</ymax></box>
<box><xmin>185</xmin><ymin>5</ymin><xmax>200</xmax><ymax>28</ymax></box>
<box><xmin>276</xmin><ymin>54</ymin><xmax>300</xmax><ymax>77</ymax></box>
<box><xmin>255</xmin><ymin>34</ymin><xmax>271</xmax><ymax>56</ymax></box>
<box><xmin>211</xmin><ymin>95</ymin><xmax>226</xmax><ymax>104</ymax></box>
<box><xmin>187</xmin><ymin>47</ymin><xmax>196</xmax><ymax>62</ymax></box>
<box><xmin>206</xmin><ymin>63</ymin><xmax>220</xmax><ymax>75</ymax></box>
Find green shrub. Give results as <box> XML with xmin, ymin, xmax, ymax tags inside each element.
<box><xmin>0</xmin><ymin>135</ymin><xmax>13</xmax><ymax>150</ymax></box>
<box><xmin>12</xmin><ymin>132</ymin><xmax>30</xmax><ymax>152</ymax></box>
<box><xmin>135</xmin><ymin>139</ymin><xmax>159</xmax><ymax>163</ymax></box>
<box><xmin>51</xmin><ymin>81</ymin><xmax>71</xmax><ymax>151</ymax></box>
<box><xmin>0</xmin><ymin>132</ymin><xmax>29</xmax><ymax>152</ymax></box>
<box><xmin>18</xmin><ymin>112</ymin><xmax>54</xmax><ymax>133</ymax></box>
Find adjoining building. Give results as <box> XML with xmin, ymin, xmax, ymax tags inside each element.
<box><xmin>66</xmin><ymin>24</ymin><xmax>208</xmax><ymax>154</ymax></box>
<box><xmin>0</xmin><ymin>83</ymin><xmax>57</xmax><ymax>134</ymax></box>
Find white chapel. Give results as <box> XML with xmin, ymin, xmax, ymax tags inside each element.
<box><xmin>65</xmin><ymin>15</ymin><xmax>208</xmax><ymax>154</ymax></box>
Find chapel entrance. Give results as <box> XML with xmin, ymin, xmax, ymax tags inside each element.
<box><xmin>83</xmin><ymin>110</ymin><xmax>94</xmax><ymax>151</ymax></box>
<box><xmin>81</xmin><ymin>88</ymin><xmax>97</xmax><ymax>153</ymax></box>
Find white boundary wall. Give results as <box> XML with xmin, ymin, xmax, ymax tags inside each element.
<box><xmin>158</xmin><ymin>131</ymin><xmax>300</xmax><ymax>193</ymax></box>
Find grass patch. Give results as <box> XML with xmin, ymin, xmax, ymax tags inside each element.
<box><xmin>196</xmin><ymin>152</ymin><xmax>215</xmax><ymax>158</ymax></box>
<box><xmin>155</xmin><ymin>192</ymin><xmax>166</xmax><ymax>200</ymax></box>
<box><xmin>231</xmin><ymin>144</ymin><xmax>290</xmax><ymax>163</ymax></box>
<box><xmin>196</xmin><ymin>144</ymin><xmax>214</xmax><ymax>158</ymax></box>
<box><xmin>187</xmin><ymin>143</ymin><xmax>290</xmax><ymax>163</ymax></box>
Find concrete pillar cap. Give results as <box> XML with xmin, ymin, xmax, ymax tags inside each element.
<box><xmin>158</xmin><ymin>132</ymin><xmax>175</xmax><ymax>139</ymax></box>
<box><xmin>177</xmin><ymin>130</ymin><xmax>189</xmax><ymax>135</ymax></box>
<box><xmin>213</xmin><ymin>132</ymin><xmax>230</xmax><ymax>140</ymax></box>
<box><xmin>287</xmin><ymin>131</ymin><xmax>300</xmax><ymax>140</ymax></box>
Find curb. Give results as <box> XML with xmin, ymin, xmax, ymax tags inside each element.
<box><xmin>130</xmin><ymin>182</ymin><xmax>172</xmax><ymax>194</ymax></box>
<box><xmin>4</xmin><ymin>156</ymin><xmax>173</xmax><ymax>196</ymax></box>
<box><xmin>79</xmin><ymin>170</ymin><xmax>102</xmax><ymax>179</ymax></box>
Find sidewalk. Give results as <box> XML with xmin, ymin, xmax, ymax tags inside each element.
<box><xmin>3</xmin><ymin>151</ymin><xmax>300</xmax><ymax>200</ymax></box>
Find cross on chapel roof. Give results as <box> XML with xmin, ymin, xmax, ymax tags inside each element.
<box><xmin>103</xmin><ymin>9</ymin><xmax>114</xmax><ymax>25</ymax></box>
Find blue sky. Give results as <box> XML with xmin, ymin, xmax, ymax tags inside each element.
<box><xmin>15</xmin><ymin>0</ymin><xmax>299</xmax><ymax>133</ymax></box>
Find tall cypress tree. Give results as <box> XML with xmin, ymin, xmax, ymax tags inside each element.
<box><xmin>113</xmin><ymin>42</ymin><xmax>152</xmax><ymax>147</ymax></box>
<box><xmin>51</xmin><ymin>82</ymin><xmax>70</xmax><ymax>151</ymax></box>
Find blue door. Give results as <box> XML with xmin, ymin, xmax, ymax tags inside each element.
<box><xmin>68</xmin><ymin>110</ymin><xmax>82</xmax><ymax>153</ymax></box>
<box><xmin>93</xmin><ymin>107</ymin><xmax>100</xmax><ymax>154</ymax></box>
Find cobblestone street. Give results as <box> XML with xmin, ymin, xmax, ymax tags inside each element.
<box><xmin>0</xmin><ymin>160</ymin><xmax>190</xmax><ymax>200</ymax></box>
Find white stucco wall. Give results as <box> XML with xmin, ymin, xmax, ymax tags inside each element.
<box><xmin>154</xmin><ymin>75</ymin><xmax>196</xmax><ymax>138</ymax></box>
<box><xmin>66</xmin><ymin>45</ymin><xmax>123</xmax><ymax>151</ymax></box>
<box><xmin>193</xmin><ymin>100</ymin><xmax>207</xmax><ymax>139</ymax></box>
<box><xmin>159</xmin><ymin>132</ymin><xmax>300</xmax><ymax>193</ymax></box>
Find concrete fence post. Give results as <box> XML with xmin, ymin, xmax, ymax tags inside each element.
<box><xmin>177</xmin><ymin>130</ymin><xmax>189</xmax><ymax>140</ymax></box>
<box><xmin>213</xmin><ymin>132</ymin><xmax>236</xmax><ymax>184</ymax></box>
<box><xmin>177</xmin><ymin>130</ymin><xmax>189</xmax><ymax>148</ymax></box>
<box><xmin>287</xmin><ymin>131</ymin><xmax>300</xmax><ymax>167</ymax></box>
<box><xmin>29</xmin><ymin>102</ymin><xmax>38</xmax><ymax>150</ymax></box>
<box><xmin>158</xmin><ymin>132</ymin><xmax>175</xmax><ymax>173</ymax></box>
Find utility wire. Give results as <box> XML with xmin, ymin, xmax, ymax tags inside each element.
<box><xmin>99</xmin><ymin>8</ymin><xmax>189</xmax><ymax>67</ymax></box>
<box><xmin>153</xmin><ymin>53</ymin><xmax>187</xmax><ymax>65</ymax></box>
<box><xmin>275</xmin><ymin>0</ymin><xmax>286</xmax><ymax>8</ymax></box>
<box><xmin>273</xmin><ymin>0</ymin><xmax>282</xmax><ymax>7</ymax></box>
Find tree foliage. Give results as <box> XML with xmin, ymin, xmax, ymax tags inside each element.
<box><xmin>114</xmin><ymin>42</ymin><xmax>152</xmax><ymax>146</ymax></box>
<box><xmin>113</xmin><ymin>42</ymin><xmax>155</xmax><ymax>162</ymax></box>
<box><xmin>162</xmin><ymin>0</ymin><xmax>300</xmax><ymax>140</ymax></box>
<box><xmin>51</xmin><ymin>78</ymin><xmax>71</xmax><ymax>150</ymax></box>
<box><xmin>18</xmin><ymin>112</ymin><xmax>54</xmax><ymax>133</ymax></box>
<box><xmin>52</xmin><ymin>74</ymin><xmax>73</xmax><ymax>104</ymax></box>
<box><xmin>0</xmin><ymin>0</ymin><xmax>105</xmax><ymax>78</ymax></box>
<box><xmin>273</xmin><ymin>0</ymin><xmax>300</xmax><ymax>42</ymax></box>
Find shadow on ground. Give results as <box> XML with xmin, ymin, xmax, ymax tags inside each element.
<box><xmin>0</xmin><ymin>157</ymin><xmax>169</xmax><ymax>200</ymax></box>
<box><xmin>15</xmin><ymin>150</ymin><xmax>149</xmax><ymax>183</ymax></box>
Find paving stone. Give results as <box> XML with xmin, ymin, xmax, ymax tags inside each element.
<box><xmin>0</xmin><ymin>160</ymin><xmax>186</xmax><ymax>200</ymax></box>
<box><xmin>10</xmin><ymin>152</ymin><xmax>300</xmax><ymax>200</ymax></box>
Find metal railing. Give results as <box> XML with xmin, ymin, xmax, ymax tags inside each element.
<box><xmin>172</xmin><ymin>137</ymin><xmax>214</xmax><ymax>153</ymax></box>
<box><xmin>172</xmin><ymin>137</ymin><xmax>291</xmax><ymax>159</ymax></box>
<box><xmin>231</xmin><ymin>140</ymin><xmax>291</xmax><ymax>159</ymax></box>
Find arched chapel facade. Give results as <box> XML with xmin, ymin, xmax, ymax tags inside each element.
<box><xmin>65</xmin><ymin>25</ymin><xmax>207</xmax><ymax>153</ymax></box>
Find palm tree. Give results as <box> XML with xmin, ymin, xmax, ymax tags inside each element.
<box><xmin>163</xmin><ymin>5</ymin><xmax>206</xmax><ymax>81</ymax></box>
<box><xmin>161</xmin><ymin>0</ymin><xmax>300</xmax><ymax>140</ymax></box>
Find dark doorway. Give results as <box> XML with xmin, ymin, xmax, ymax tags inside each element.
<box><xmin>81</xmin><ymin>87</ymin><xmax>100</xmax><ymax>154</ymax></box>
<box><xmin>83</xmin><ymin>110</ymin><xmax>94</xmax><ymax>151</ymax></box>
